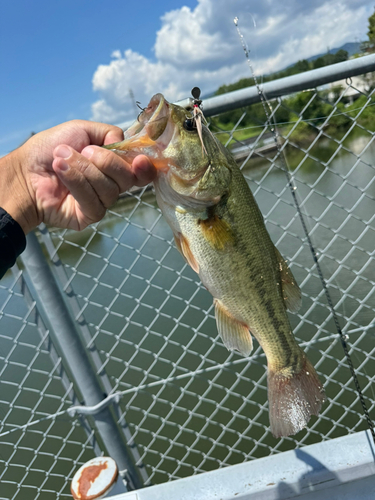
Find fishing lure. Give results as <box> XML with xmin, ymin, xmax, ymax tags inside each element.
<box><xmin>191</xmin><ymin>87</ymin><xmax>208</xmax><ymax>155</ymax></box>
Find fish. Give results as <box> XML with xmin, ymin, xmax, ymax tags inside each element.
<box><xmin>104</xmin><ymin>93</ymin><xmax>326</xmax><ymax>437</ymax></box>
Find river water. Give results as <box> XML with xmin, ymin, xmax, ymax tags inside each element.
<box><xmin>0</xmin><ymin>133</ymin><xmax>374</xmax><ymax>492</ymax></box>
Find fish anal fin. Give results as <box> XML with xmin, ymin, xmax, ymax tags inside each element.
<box><xmin>174</xmin><ymin>233</ymin><xmax>199</xmax><ymax>274</ymax></box>
<box><xmin>198</xmin><ymin>215</ymin><xmax>235</xmax><ymax>251</ymax></box>
<box><xmin>214</xmin><ymin>299</ymin><xmax>253</xmax><ymax>357</ymax></box>
<box><xmin>275</xmin><ymin>247</ymin><xmax>302</xmax><ymax>313</ymax></box>
<box><xmin>268</xmin><ymin>356</ymin><xmax>326</xmax><ymax>438</ymax></box>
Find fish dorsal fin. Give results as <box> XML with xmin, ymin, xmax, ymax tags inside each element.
<box><xmin>214</xmin><ymin>299</ymin><xmax>253</xmax><ymax>357</ymax></box>
<box><xmin>198</xmin><ymin>214</ymin><xmax>235</xmax><ymax>251</ymax></box>
<box><xmin>174</xmin><ymin>232</ymin><xmax>200</xmax><ymax>274</ymax></box>
<box><xmin>274</xmin><ymin>247</ymin><xmax>302</xmax><ymax>313</ymax></box>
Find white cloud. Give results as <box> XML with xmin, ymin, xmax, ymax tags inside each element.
<box><xmin>154</xmin><ymin>5</ymin><xmax>235</xmax><ymax>69</ymax></box>
<box><xmin>91</xmin><ymin>0</ymin><xmax>373</xmax><ymax>124</ymax></box>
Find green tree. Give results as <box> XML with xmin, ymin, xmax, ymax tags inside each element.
<box><xmin>333</xmin><ymin>49</ymin><xmax>349</xmax><ymax>63</ymax></box>
<box><xmin>313</xmin><ymin>56</ymin><xmax>326</xmax><ymax>69</ymax></box>
<box><xmin>312</xmin><ymin>50</ymin><xmax>348</xmax><ymax>70</ymax></box>
<box><xmin>361</xmin><ymin>9</ymin><xmax>375</xmax><ymax>52</ymax></box>
<box><xmin>367</xmin><ymin>10</ymin><xmax>375</xmax><ymax>45</ymax></box>
<box><xmin>293</xmin><ymin>59</ymin><xmax>310</xmax><ymax>73</ymax></box>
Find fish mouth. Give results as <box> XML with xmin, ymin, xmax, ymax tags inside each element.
<box><xmin>122</xmin><ymin>93</ymin><xmax>170</xmax><ymax>143</ymax></box>
<box><xmin>104</xmin><ymin>93</ymin><xmax>172</xmax><ymax>163</ymax></box>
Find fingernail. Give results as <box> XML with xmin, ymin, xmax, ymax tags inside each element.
<box><xmin>55</xmin><ymin>145</ymin><xmax>72</xmax><ymax>159</ymax></box>
<box><xmin>81</xmin><ymin>146</ymin><xmax>95</xmax><ymax>159</ymax></box>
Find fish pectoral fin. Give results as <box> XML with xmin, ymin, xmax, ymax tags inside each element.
<box><xmin>174</xmin><ymin>232</ymin><xmax>200</xmax><ymax>274</ymax></box>
<box><xmin>198</xmin><ymin>215</ymin><xmax>235</xmax><ymax>251</ymax></box>
<box><xmin>214</xmin><ymin>299</ymin><xmax>253</xmax><ymax>357</ymax></box>
<box><xmin>275</xmin><ymin>247</ymin><xmax>302</xmax><ymax>313</ymax></box>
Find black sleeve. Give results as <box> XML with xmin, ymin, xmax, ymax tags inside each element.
<box><xmin>0</xmin><ymin>208</ymin><xmax>27</xmax><ymax>279</ymax></box>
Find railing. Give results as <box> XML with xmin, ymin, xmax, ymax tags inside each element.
<box><xmin>1</xmin><ymin>54</ymin><xmax>375</xmax><ymax>499</ymax></box>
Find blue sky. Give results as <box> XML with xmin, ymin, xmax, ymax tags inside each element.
<box><xmin>0</xmin><ymin>0</ymin><xmax>197</xmax><ymax>155</ymax></box>
<box><xmin>1</xmin><ymin>0</ymin><xmax>373</xmax><ymax>156</ymax></box>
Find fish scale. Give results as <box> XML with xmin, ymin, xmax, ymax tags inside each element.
<box><xmin>176</xmin><ymin>162</ymin><xmax>298</xmax><ymax>366</ymax></box>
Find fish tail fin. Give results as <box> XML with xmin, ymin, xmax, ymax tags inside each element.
<box><xmin>268</xmin><ymin>356</ymin><xmax>325</xmax><ymax>438</ymax></box>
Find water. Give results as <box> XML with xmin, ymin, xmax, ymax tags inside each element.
<box><xmin>0</xmin><ymin>133</ymin><xmax>374</xmax><ymax>495</ymax></box>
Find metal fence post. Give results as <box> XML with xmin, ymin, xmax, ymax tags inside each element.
<box><xmin>37</xmin><ymin>223</ymin><xmax>149</xmax><ymax>485</ymax></box>
<box><xmin>20</xmin><ymin>231</ymin><xmax>144</xmax><ymax>491</ymax></box>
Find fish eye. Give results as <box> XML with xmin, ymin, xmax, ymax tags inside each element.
<box><xmin>184</xmin><ymin>118</ymin><xmax>196</xmax><ymax>132</ymax></box>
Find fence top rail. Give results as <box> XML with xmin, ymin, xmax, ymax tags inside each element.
<box><xmin>175</xmin><ymin>53</ymin><xmax>375</xmax><ymax>116</ymax></box>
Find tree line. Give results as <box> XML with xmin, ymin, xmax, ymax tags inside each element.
<box><xmin>215</xmin><ymin>49</ymin><xmax>350</xmax><ymax>97</ymax></box>
<box><xmin>212</xmin><ymin>11</ymin><xmax>375</xmax><ymax>146</ymax></box>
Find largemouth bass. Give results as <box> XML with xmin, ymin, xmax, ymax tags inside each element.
<box><xmin>104</xmin><ymin>93</ymin><xmax>325</xmax><ymax>437</ymax></box>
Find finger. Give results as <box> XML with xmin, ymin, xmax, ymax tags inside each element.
<box><xmin>132</xmin><ymin>155</ymin><xmax>157</xmax><ymax>187</ymax></box>
<box><xmin>59</xmin><ymin>120</ymin><xmax>124</xmax><ymax>148</ymax></box>
<box><xmin>74</xmin><ymin>120</ymin><xmax>125</xmax><ymax>147</ymax></box>
<box><xmin>53</xmin><ymin>145</ymin><xmax>120</xmax><ymax>213</ymax></box>
<box><xmin>103</xmin><ymin>127</ymin><xmax>125</xmax><ymax>146</ymax></box>
<box><xmin>80</xmin><ymin>146</ymin><xmax>156</xmax><ymax>193</ymax></box>
<box><xmin>52</xmin><ymin>159</ymin><xmax>106</xmax><ymax>227</ymax></box>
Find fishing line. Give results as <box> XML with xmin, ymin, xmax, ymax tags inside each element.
<box><xmin>233</xmin><ymin>16</ymin><xmax>375</xmax><ymax>444</ymax></box>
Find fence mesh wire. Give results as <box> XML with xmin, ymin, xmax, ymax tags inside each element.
<box><xmin>1</xmin><ymin>66</ymin><xmax>375</xmax><ymax>498</ymax></box>
<box><xmin>0</xmin><ymin>267</ymin><xmax>102</xmax><ymax>499</ymax></box>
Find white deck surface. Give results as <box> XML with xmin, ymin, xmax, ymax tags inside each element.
<box><xmin>111</xmin><ymin>429</ymin><xmax>375</xmax><ymax>500</ymax></box>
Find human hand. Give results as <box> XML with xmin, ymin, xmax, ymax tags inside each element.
<box><xmin>0</xmin><ymin>120</ymin><xmax>156</xmax><ymax>233</ymax></box>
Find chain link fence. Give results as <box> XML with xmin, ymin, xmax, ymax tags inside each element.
<box><xmin>1</xmin><ymin>55</ymin><xmax>375</xmax><ymax>499</ymax></box>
